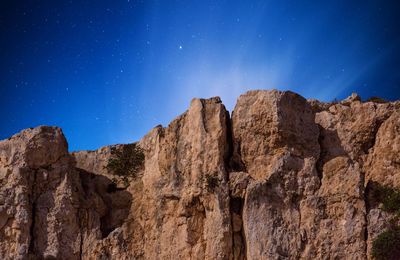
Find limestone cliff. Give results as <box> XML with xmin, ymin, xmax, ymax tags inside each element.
<box><xmin>0</xmin><ymin>90</ymin><xmax>399</xmax><ymax>259</ymax></box>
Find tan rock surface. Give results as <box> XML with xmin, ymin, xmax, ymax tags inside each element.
<box><xmin>313</xmin><ymin>157</ymin><xmax>366</xmax><ymax>259</ymax></box>
<box><xmin>0</xmin><ymin>126</ymin><xmax>81</xmax><ymax>259</ymax></box>
<box><xmin>133</xmin><ymin>97</ymin><xmax>233</xmax><ymax>260</ymax></box>
<box><xmin>73</xmin><ymin>97</ymin><xmax>233</xmax><ymax>259</ymax></box>
<box><xmin>231</xmin><ymin>90</ymin><xmax>320</xmax><ymax>181</ymax></box>
<box><xmin>364</xmin><ymin>110</ymin><xmax>400</xmax><ymax>187</ymax></box>
<box><xmin>231</xmin><ymin>90</ymin><xmax>321</xmax><ymax>259</ymax></box>
<box><xmin>314</xmin><ymin>95</ymin><xmax>400</xmax><ymax>259</ymax></box>
<box><xmin>0</xmin><ymin>91</ymin><xmax>399</xmax><ymax>259</ymax></box>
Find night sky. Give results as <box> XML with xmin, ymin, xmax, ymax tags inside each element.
<box><xmin>1</xmin><ymin>0</ymin><xmax>400</xmax><ymax>151</ymax></box>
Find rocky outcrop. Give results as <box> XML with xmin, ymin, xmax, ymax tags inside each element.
<box><xmin>0</xmin><ymin>90</ymin><xmax>399</xmax><ymax>259</ymax></box>
<box><xmin>314</xmin><ymin>95</ymin><xmax>399</xmax><ymax>258</ymax></box>
<box><xmin>0</xmin><ymin>126</ymin><xmax>80</xmax><ymax>259</ymax></box>
<box><xmin>231</xmin><ymin>90</ymin><xmax>321</xmax><ymax>259</ymax></box>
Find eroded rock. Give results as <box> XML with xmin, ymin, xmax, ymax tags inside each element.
<box><xmin>0</xmin><ymin>90</ymin><xmax>399</xmax><ymax>259</ymax></box>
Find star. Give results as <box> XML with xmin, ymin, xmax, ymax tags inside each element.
<box><xmin>179</xmin><ymin>45</ymin><xmax>183</xmax><ymax>50</ymax></box>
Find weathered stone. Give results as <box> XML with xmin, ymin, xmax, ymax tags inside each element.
<box><xmin>0</xmin><ymin>126</ymin><xmax>78</xmax><ymax>259</ymax></box>
<box><xmin>229</xmin><ymin>171</ymin><xmax>252</xmax><ymax>199</ymax></box>
<box><xmin>314</xmin><ymin>96</ymin><xmax>400</xmax><ymax>259</ymax></box>
<box><xmin>364</xmin><ymin>110</ymin><xmax>400</xmax><ymax>187</ymax></box>
<box><xmin>313</xmin><ymin>157</ymin><xmax>366</xmax><ymax>259</ymax></box>
<box><xmin>307</xmin><ymin>98</ymin><xmax>332</xmax><ymax>113</ymax></box>
<box><xmin>232</xmin><ymin>90</ymin><xmax>320</xmax><ymax>259</ymax></box>
<box><xmin>73</xmin><ymin>97</ymin><xmax>233</xmax><ymax>259</ymax></box>
<box><xmin>315</xmin><ymin>100</ymin><xmax>394</xmax><ymax>164</ymax></box>
<box><xmin>231</xmin><ymin>90</ymin><xmax>320</xmax><ymax>181</ymax></box>
<box><xmin>0</xmin><ymin>91</ymin><xmax>399</xmax><ymax>259</ymax></box>
<box><xmin>340</xmin><ymin>93</ymin><xmax>361</xmax><ymax>105</ymax></box>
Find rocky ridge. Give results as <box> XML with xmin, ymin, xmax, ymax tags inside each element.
<box><xmin>0</xmin><ymin>90</ymin><xmax>399</xmax><ymax>259</ymax></box>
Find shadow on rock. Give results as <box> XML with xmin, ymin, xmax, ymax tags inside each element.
<box><xmin>77</xmin><ymin>168</ymin><xmax>133</xmax><ymax>238</ymax></box>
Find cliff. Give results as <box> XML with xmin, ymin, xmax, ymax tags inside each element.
<box><xmin>0</xmin><ymin>90</ymin><xmax>399</xmax><ymax>259</ymax></box>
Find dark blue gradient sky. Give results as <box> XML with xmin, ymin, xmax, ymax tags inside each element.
<box><xmin>1</xmin><ymin>0</ymin><xmax>400</xmax><ymax>151</ymax></box>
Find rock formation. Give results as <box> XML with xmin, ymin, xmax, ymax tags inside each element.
<box><xmin>0</xmin><ymin>90</ymin><xmax>399</xmax><ymax>259</ymax></box>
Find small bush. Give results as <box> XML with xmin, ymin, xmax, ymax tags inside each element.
<box><xmin>104</xmin><ymin>143</ymin><xmax>144</xmax><ymax>179</ymax></box>
<box><xmin>372</xmin><ymin>227</ymin><xmax>400</xmax><ymax>260</ymax></box>
<box><xmin>372</xmin><ymin>184</ymin><xmax>400</xmax><ymax>259</ymax></box>
<box><xmin>377</xmin><ymin>185</ymin><xmax>400</xmax><ymax>213</ymax></box>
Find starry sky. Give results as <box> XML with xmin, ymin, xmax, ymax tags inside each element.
<box><xmin>1</xmin><ymin>0</ymin><xmax>400</xmax><ymax>151</ymax></box>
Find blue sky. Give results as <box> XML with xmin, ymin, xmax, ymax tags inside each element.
<box><xmin>1</xmin><ymin>0</ymin><xmax>399</xmax><ymax>151</ymax></box>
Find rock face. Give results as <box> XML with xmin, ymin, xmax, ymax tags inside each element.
<box><xmin>0</xmin><ymin>90</ymin><xmax>399</xmax><ymax>259</ymax></box>
<box><xmin>0</xmin><ymin>126</ymin><xmax>80</xmax><ymax>259</ymax></box>
<box><xmin>231</xmin><ymin>90</ymin><xmax>321</xmax><ymax>259</ymax></box>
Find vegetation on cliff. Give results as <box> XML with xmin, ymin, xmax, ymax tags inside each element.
<box><xmin>372</xmin><ymin>185</ymin><xmax>400</xmax><ymax>259</ymax></box>
<box><xmin>104</xmin><ymin>143</ymin><xmax>145</xmax><ymax>181</ymax></box>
